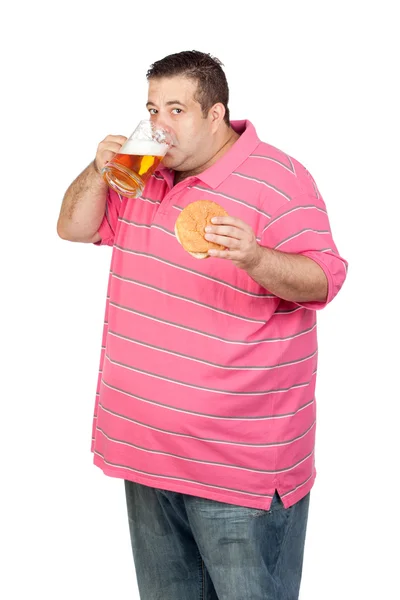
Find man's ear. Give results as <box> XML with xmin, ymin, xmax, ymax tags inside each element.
<box><xmin>209</xmin><ymin>103</ymin><xmax>226</xmax><ymax>132</ymax></box>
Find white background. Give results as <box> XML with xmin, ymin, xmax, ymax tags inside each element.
<box><xmin>1</xmin><ymin>1</ymin><xmax>398</xmax><ymax>598</ymax></box>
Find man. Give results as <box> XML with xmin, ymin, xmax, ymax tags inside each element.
<box><xmin>58</xmin><ymin>50</ymin><xmax>347</xmax><ymax>599</ymax></box>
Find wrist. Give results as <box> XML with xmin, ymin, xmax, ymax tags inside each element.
<box><xmin>93</xmin><ymin>159</ymin><xmax>102</xmax><ymax>176</ymax></box>
<box><xmin>246</xmin><ymin>243</ymin><xmax>265</xmax><ymax>274</ymax></box>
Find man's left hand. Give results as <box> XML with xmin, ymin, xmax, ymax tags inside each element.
<box><xmin>205</xmin><ymin>216</ymin><xmax>262</xmax><ymax>271</ymax></box>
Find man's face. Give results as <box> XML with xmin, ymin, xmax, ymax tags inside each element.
<box><xmin>146</xmin><ymin>76</ymin><xmax>214</xmax><ymax>172</ymax></box>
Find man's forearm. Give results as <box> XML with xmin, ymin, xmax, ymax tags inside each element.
<box><xmin>246</xmin><ymin>246</ymin><xmax>328</xmax><ymax>303</ymax></box>
<box><xmin>57</xmin><ymin>162</ymin><xmax>108</xmax><ymax>243</ymax></box>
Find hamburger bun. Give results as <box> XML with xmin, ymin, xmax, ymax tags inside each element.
<box><xmin>175</xmin><ymin>200</ymin><xmax>229</xmax><ymax>259</ymax></box>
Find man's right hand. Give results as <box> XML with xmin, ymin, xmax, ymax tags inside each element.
<box><xmin>93</xmin><ymin>135</ymin><xmax>128</xmax><ymax>174</ymax></box>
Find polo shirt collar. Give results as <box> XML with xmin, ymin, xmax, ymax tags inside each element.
<box><xmin>196</xmin><ymin>120</ymin><xmax>260</xmax><ymax>189</ymax></box>
<box><xmin>158</xmin><ymin>120</ymin><xmax>260</xmax><ymax>189</ymax></box>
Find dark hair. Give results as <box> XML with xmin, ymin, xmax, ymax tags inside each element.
<box><xmin>146</xmin><ymin>50</ymin><xmax>230</xmax><ymax>125</ymax></box>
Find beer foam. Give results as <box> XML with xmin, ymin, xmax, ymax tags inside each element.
<box><xmin>121</xmin><ymin>139</ymin><xmax>169</xmax><ymax>156</ymax></box>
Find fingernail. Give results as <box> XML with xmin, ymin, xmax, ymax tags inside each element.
<box><xmin>205</xmin><ymin>226</ymin><xmax>212</xmax><ymax>232</ymax></box>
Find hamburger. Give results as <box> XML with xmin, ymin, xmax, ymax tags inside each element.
<box><xmin>175</xmin><ymin>200</ymin><xmax>228</xmax><ymax>259</ymax></box>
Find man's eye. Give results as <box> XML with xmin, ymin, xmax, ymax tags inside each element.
<box><xmin>149</xmin><ymin>108</ymin><xmax>158</xmax><ymax>115</ymax></box>
<box><xmin>172</xmin><ymin>108</ymin><xmax>182</xmax><ymax>114</ymax></box>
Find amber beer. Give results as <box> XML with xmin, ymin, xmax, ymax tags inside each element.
<box><xmin>101</xmin><ymin>120</ymin><xmax>171</xmax><ymax>198</ymax></box>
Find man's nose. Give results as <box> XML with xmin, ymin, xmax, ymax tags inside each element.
<box><xmin>152</xmin><ymin>116</ymin><xmax>170</xmax><ymax>132</ymax></box>
<box><xmin>152</xmin><ymin>118</ymin><xmax>175</xmax><ymax>144</ymax></box>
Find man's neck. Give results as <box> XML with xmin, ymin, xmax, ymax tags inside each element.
<box><xmin>174</xmin><ymin>127</ymin><xmax>240</xmax><ymax>186</ymax></box>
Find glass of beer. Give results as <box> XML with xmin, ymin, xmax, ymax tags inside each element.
<box><xmin>101</xmin><ymin>120</ymin><xmax>172</xmax><ymax>198</ymax></box>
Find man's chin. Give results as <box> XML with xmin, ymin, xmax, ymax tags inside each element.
<box><xmin>160</xmin><ymin>152</ymin><xmax>181</xmax><ymax>171</ymax></box>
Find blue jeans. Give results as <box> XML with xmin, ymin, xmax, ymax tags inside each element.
<box><xmin>124</xmin><ymin>481</ymin><xmax>310</xmax><ymax>600</ymax></box>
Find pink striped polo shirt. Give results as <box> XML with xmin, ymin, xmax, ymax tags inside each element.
<box><xmin>91</xmin><ymin>120</ymin><xmax>347</xmax><ymax>510</ymax></box>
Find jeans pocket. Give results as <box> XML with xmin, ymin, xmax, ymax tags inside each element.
<box><xmin>189</xmin><ymin>495</ymin><xmax>269</xmax><ymax>519</ymax></box>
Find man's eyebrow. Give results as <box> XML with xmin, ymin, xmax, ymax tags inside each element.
<box><xmin>146</xmin><ymin>101</ymin><xmax>187</xmax><ymax>108</ymax></box>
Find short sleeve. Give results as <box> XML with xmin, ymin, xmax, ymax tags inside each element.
<box><xmin>261</xmin><ymin>193</ymin><xmax>348</xmax><ymax>309</ymax></box>
<box><xmin>94</xmin><ymin>188</ymin><xmax>123</xmax><ymax>246</ymax></box>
